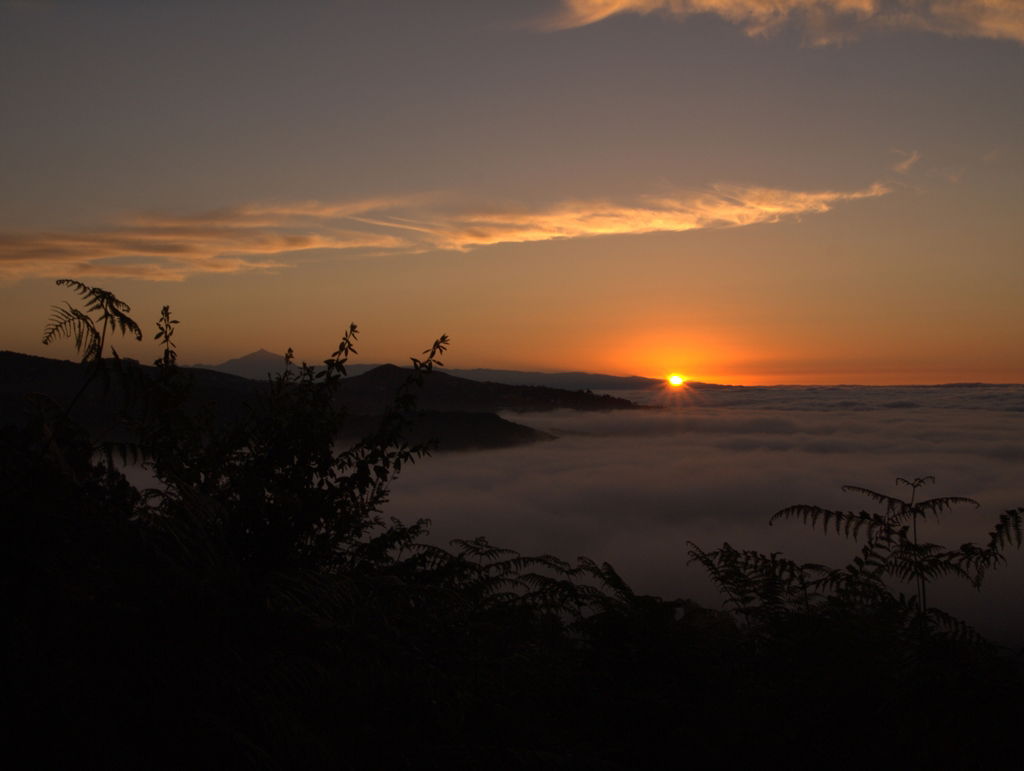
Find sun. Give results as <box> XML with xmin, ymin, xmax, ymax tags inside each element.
<box><xmin>667</xmin><ymin>373</ymin><xmax>687</xmax><ymax>387</ymax></box>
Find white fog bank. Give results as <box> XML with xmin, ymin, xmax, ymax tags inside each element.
<box><xmin>386</xmin><ymin>385</ymin><xmax>1024</xmax><ymax>642</ymax></box>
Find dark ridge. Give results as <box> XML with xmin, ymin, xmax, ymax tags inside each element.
<box><xmin>0</xmin><ymin>351</ymin><xmax>617</xmax><ymax>451</ymax></box>
<box><xmin>440</xmin><ymin>367</ymin><xmax>662</xmax><ymax>391</ymax></box>
<box><xmin>340</xmin><ymin>410</ymin><xmax>554</xmax><ymax>451</ymax></box>
<box><xmin>336</xmin><ymin>364</ymin><xmax>643</xmax><ymax>413</ymax></box>
<box><xmin>0</xmin><ymin>350</ymin><xmax>264</xmax><ymax>437</ymax></box>
<box><xmin>191</xmin><ymin>350</ymin><xmax>665</xmax><ymax>390</ymax></box>
<box><xmin>192</xmin><ymin>348</ymin><xmax>290</xmax><ymax>380</ymax></box>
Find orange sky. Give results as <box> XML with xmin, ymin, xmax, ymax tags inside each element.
<box><xmin>0</xmin><ymin>1</ymin><xmax>1021</xmax><ymax>384</ymax></box>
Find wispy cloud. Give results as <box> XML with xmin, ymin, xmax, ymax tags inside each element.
<box><xmin>541</xmin><ymin>1</ymin><xmax>1024</xmax><ymax>45</ymax></box>
<box><xmin>0</xmin><ymin>221</ymin><xmax>408</xmax><ymax>281</ymax></box>
<box><xmin>413</xmin><ymin>183</ymin><xmax>889</xmax><ymax>250</ymax></box>
<box><xmin>891</xmin><ymin>149</ymin><xmax>921</xmax><ymax>174</ymax></box>
<box><xmin>0</xmin><ymin>182</ymin><xmax>889</xmax><ymax>281</ymax></box>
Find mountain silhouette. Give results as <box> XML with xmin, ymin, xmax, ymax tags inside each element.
<box><xmin>445</xmin><ymin>367</ymin><xmax>662</xmax><ymax>391</ymax></box>
<box><xmin>334</xmin><ymin>364</ymin><xmax>643</xmax><ymax>413</ymax></box>
<box><xmin>193</xmin><ymin>348</ymin><xmax>290</xmax><ymax>380</ymax></box>
<box><xmin>0</xmin><ymin>352</ymin><xmax>640</xmax><ymax>451</ymax></box>
<box><xmin>195</xmin><ymin>350</ymin><xmax>663</xmax><ymax>391</ymax></box>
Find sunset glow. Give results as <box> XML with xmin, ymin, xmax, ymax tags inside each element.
<box><xmin>4</xmin><ymin>5</ymin><xmax>1024</xmax><ymax>764</ymax></box>
<box><xmin>0</xmin><ymin>2</ymin><xmax>1019</xmax><ymax>384</ymax></box>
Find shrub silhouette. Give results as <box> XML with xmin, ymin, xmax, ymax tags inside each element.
<box><xmin>4</xmin><ymin>279</ymin><xmax>1022</xmax><ymax>769</ymax></box>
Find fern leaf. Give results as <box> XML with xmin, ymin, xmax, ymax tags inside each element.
<box><xmin>985</xmin><ymin>508</ymin><xmax>1024</xmax><ymax>554</ymax></box>
<box><xmin>42</xmin><ymin>303</ymin><xmax>100</xmax><ymax>359</ymax></box>
<box><xmin>841</xmin><ymin>485</ymin><xmax>908</xmax><ymax>510</ymax></box>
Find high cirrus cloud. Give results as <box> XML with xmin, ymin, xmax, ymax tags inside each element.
<box><xmin>542</xmin><ymin>0</ymin><xmax>1024</xmax><ymax>45</ymax></box>
<box><xmin>412</xmin><ymin>183</ymin><xmax>888</xmax><ymax>250</ymax></box>
<box><xmin>0</xmin><ymin>182</ymin><xmax>889</xmax><ymax>281</ymax></box>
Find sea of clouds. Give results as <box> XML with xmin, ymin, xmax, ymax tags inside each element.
<box><xmin>386</xmin><ymin>384</ymin><xmax>1024</xmax><ymax>642</ymax></box>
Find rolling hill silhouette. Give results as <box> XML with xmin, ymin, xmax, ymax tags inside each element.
<box><xmin>1</xmin><ymin>352</ymin><xmax>640</xmax><ymax>451</ymax></box>
<box><xmin>194</xmin><ymin>350</ymin><xmax>663</xmax><ymax>391</ymax></box>
<box><xmin>334</xmin><ymin>364</ymin><xmax>642</xmax><ymax>413</ymax></box>
<box><xmin>193</xmin><ymin>348</ymin><xmax>289</xmax><ymax>380</ymax></box>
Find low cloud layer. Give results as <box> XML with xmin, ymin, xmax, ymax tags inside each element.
<box><xmin>0</xmin><ymin>183</ymin><xmax>888</xmax><ymax>281</ymax></box>
<box><xmin>385</xmin><ymin>385</ymin><xmax>1024</xmax><ymax>641</ymax></box>
<box><xmin>543</xmin><ymin>0</ymin><xmax>1024</xmax><ymax>45</ymax></box>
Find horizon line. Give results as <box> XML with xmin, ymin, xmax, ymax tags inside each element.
<box><xmin>5</xmin><ymin>348</ymin><xmax>1021</xmax><ymax>390</ymax></box>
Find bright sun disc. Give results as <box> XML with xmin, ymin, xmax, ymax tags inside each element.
<box><xmin>667</xmin><ymin>374</ymin><xmax>686</xmax><ymax>387</ymax></box>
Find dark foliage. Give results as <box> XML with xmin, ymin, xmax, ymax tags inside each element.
<box><xmin>4</xmin><ymin>281</ymin><xmax>1022</xmax><ymax>769</ymax></box>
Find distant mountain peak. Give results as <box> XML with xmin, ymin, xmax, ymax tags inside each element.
<box><xmin>193</xmin><ymin>348</ymin><xmax>289</xmax><ymax>380</ymax></box>
<box><xmin>192</xmin><ymin>354</ymin><xmax>662</xmax><ymax>391</ymax></box>
<box><xmin>237</xmin><ymin>348</ymin><xmax>283</xmax><ymax>360</ymax></box>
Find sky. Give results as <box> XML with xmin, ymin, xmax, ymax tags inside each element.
<box><xmin>1</xmin><ymin>0</ymin><xmax>1022</xmax><ymax>384</ymax></box>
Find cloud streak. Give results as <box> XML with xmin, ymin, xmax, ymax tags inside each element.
<box><xmin>891</xmin><ymin>149</ymin><xmax>922</xmax><ymax>174</ymax></box>
<box><xmin>0</xmin><ymin>182</ymin><xmax>889</xmax><ymax>281</ymax></box>
<box><xmin>413</xmin><ymin>183</ymin><xmax>889</xmax><ymax>250</ymax></box>
<box><xmin>542</xmin><ymin>0</ymin><xmax>1024</xmax><ymax>45</ymax></box>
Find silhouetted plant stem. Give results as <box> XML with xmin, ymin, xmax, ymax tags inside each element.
<box><xmin>905</xmin><ymin>477</ymin><xmax>927</xmax><ymax>616</ymax></box>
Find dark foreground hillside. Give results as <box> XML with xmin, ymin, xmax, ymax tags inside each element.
<box><xmin>4</xmin><ymin>362</ymin><xmax>1022</xmax><ymax>769</ymax></box>
<box><xmin>5</xmin><ymin>425</ymin><xmax>1022</xmax><ymax>769</ymax></box>
<box><xmin>193</xmin><ymin>348</ymin><xmax>664</xmax><ymax>391</ymax></box>
<box><xmin>4</xmin><ymin>278</ymin><xmax>1022</xmax><ymax>768</ymax></box>
<box><xmin>0</xmin><ymin>352</ymin><xmax>569</xmax><ymax>451</ymax></box>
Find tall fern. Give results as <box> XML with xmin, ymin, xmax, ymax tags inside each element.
<box><xmin>694</xmin><ymin>478</ymin><xmax>1022</xmax><ymax>645</ymax></box>
<box><xmin>43</xmin><ymin>278</ymin><xmax>142</xmax><ymax>363</ymax></box>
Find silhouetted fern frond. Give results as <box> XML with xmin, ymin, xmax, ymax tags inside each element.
<box><xmin>55</xmin><ymin>278</ymin><xmax>142</xmax><ymax>344</ymax></box>
<box><xmin>985</xmin><ymin>508</ymin><xmax>1024</xmax><ymax>554</ymax></box>
<box><xmin>452</xmin><ymin>536</ymin><xmax>519</xmax><ymax>563</ymax></box>
<box><xmin>771</xmin><ymin>506</ymin><xmax>898</xmax><ymax>543</ymax></box>
<box><xmin>950</xmin><ymin>508</ymin><xmax>1024</xmax><ymax>586</ymax></box>
<box><xmin>923</xmin><ymin>606</ymin><xmax>987</xmax><ymax>645</ymax></box>
<box><xmin>842</xmin><ymin>485</ymin><xmax>911</xmax><ymax>512</ymax></box>
<box><xmin>696</xmin><ymin>477</ymin><xmax>1018</xmax><ymax>649</ymax></box>
<box><xmin>574</xmin><ymin>557</ymin><xmax>636</xmax><ymax>603</ymax></box>
<box><xmin>842</xmin><ymin>479</ymin><xmax>978</xmax><ymax>526</ymax></box>
<box><xmin>886</xmin><ymin>542</ymin><xmax>972</xmax><ymax>584</ymax></box>
<box><xmin>687</xmin><ymin>541</ymin><xmax>830</xmax><ymax>625</ymax></box>
<box><xmin>914</xmin><ymin>496</ymin><xmax>980</xmax><ymax>516</ymax></box>
<box><xmin>43</xmin><ymin>303</ymin><xmax>101</xmax><ymax>360</ymax></box>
